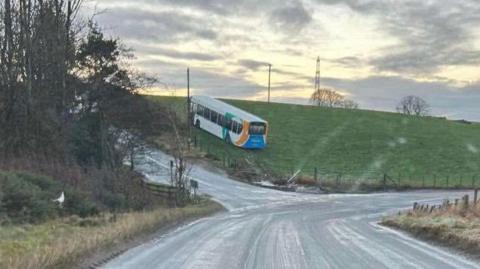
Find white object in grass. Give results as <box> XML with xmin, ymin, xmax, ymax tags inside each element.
<box><xmin>53</xmin><ymin>192</ymin><xmax>65</xmax><ymax>206</ymax></box>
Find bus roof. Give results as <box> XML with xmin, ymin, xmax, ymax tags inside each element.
<box><xmin>191</xmin><ymin>95</ymin><xmax>267</xmax><ymax>123</ymax></box>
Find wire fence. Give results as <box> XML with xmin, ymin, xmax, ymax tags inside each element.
<box><xmin>191</xmin><ymin>134</ymin><xmax>480</xmax><ymax>190</ymax></box>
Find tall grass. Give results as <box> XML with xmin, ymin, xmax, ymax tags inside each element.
<box><xmin>382</xmin><ymin>200</ymin><xmax>480</xmax><ymax>256</ymax></box>
<box><xmin>0</xmin><ymin>200</ymin><xmax>223</xmax><ymax>269</ymax></box>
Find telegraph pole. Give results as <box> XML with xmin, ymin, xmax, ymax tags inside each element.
<box><xmin>268</xmin><ymin>64</ymin><xmax>272</xmax><ymax>103</ymax></box>
<box><xmin>315</xmin><ymin>57</ymin><xmax>321</xmax><ymax>91</ymax></box>
<box><xmin>187</xmin><ymin>68</ymin><xmax>191</xmax><ymax>140</ymax></box>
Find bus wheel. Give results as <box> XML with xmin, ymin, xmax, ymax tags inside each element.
<box><xmin>195</xmin><ymin>120</ymin><xmax>200</xmax><ymax>128</ymax></box>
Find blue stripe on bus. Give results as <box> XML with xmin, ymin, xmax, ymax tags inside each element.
<box><xmin>243</xmin><ymin>135</ymin><xmax>266</xmax><ymax>149</ymax></box>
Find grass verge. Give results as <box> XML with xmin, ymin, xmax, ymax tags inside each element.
<box><xmin>0</xmin><ymin>199</ymin><xmax>223</xmax><ymax>269</ymax></box>
<box><xmin>381</xmin><ymin>205</ymin><xmax>480</xmax><ymax>258</ymax></box>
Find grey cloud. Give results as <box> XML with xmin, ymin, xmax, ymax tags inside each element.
<box><xmin>315</xmin><ymin>0</ymin><xmax>480</xmax><ymax>74</ymax></box>
<box><xmin>321</xmin><ymin>76</ymin><xmax>480</xmax><ymax>121</ymax></box>
<box><xmin>238</xmin><ymin>59</ymin><xmax>270</xmax><ymax>71</ymax></box>
<box><xmin>136</xmin><ymin>59</ymin><xmax>263</xmax><ymax>98</ymax></box>
<box><xmin>190</xmin><ymin>70</ymin><xmax>263</xmax><ymax>98</ymax></box>
<box><xmin>237</xmin><ymin>60</ymin><xmax>303</xmax><ymax>78</ymax></box>
<box><xmin>269</xmin><ymin>0</ymin><xmax>312</xmax><ymax>33</ymax></box>
<box><xmin>157</xmin><ymin>49</ymin><xmax>220</xmax><ymax>61</ymax></box>
<box><xmin>95</xmin><ymin>7</ymin><xmax>217</xmax><ymax>43</ymax></box>
<box><xmin>150</xmin><ymin>0</ymin><xmax>237</xmax><ymax>15</ymax></box>
<box><xmin>133</xmin><ymin>44</ymin><xmax>221</xmax><ymax>61</ymax></box>
<box><xmin>328</xmin><ymin>56</ymin><xmax>364</xmax><ymax>68</ymax></box>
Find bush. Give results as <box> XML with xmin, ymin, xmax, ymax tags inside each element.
<box><xmin>64</xmin><ymin>191</ymin><xmax>100</xmax><ymax>218</ymax></box>
<box><xmin>0</xmin><ymin>172</ymin><xmax>99</xmax><ymax>223</ymax></box>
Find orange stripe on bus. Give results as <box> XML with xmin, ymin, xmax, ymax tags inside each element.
<box><xmin>235</xmin><ymin>121</ymin><xmax>250</xmax><ymax>146</ymax></box>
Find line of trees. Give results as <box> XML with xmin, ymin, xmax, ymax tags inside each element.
<box><xmin>310</xmin><ymin>88</ymin><xmax>359</xmax><ymax>109</ymax></box>
<box><xmin>0</xmin><ymin>0</ymin><xmax>173</xmax><ymax>218</ymax></box>
<box><xmin>0</xmin><ymin>0</ymin><xmax>166</xmax><ymax>162</ymax></box>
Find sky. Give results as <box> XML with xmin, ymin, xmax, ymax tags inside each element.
<box><xmin>84</xmin><ymin>0</ymin><xmax>480</xmax><ymax>121</ymax></box>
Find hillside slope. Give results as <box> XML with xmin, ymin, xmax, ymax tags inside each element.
<box><xmin>153</xmin><ymin>96</ymin><xmax>480</xmax><ymax>187</ymax></box>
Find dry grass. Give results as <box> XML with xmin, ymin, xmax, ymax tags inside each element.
<box><xmin>382</xmin><ymin>201</ymin><xmax>480</xmax><ymax>257</ymax></box>
<box><xmin>0</xmin><ymin>200</ymin><xmax>223</xmax><ymax>269</ymax></box>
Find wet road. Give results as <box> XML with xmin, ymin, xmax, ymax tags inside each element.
<box><xmin>103</xmin><ymin>150</ymin><xmax>479</xmax><ymax>269</ymax></box>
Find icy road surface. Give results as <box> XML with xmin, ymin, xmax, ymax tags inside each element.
<box><xmin>103</xmin><ymin>150</ymin><xmax>479</xmax><ymax>269</ymax></box>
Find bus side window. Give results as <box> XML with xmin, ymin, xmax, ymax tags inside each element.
<box><xmin>204</xmin><ymin>108</ymin><xmax>210</xmax><ymax>120</ymax></box>
<box><xmin>232</xmin><ymin>121</ymin><xmax>237</xmax><ymax>133</ymax></box>
<box><xmin>197</xmin><ymin>105</ymin><xmax>204</xmax><ymax>116</ymax></box>
<box><xmin>218</xmin><ymin>115</ymin><xmax>224</xmax><ymax>126</ymax></box>
<box><xmin>238</xmin><ymin>123</ymin><xmax>243</xmax><ymax>134</ymax></box>
<box><xmin>225</xmin><ymin>118</ymin><xmax>232</xmax><ymax>130</ymax></box>
<box><xmin>211</xmin><ymin>111</ymin><xmax>218</xmax><ymax>123</ymax></box>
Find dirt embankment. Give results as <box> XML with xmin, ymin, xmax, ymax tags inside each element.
<box><xmin>381</xmin><ymin>195</ymin><xmax>480</xmax><ymax>259</ymax></box>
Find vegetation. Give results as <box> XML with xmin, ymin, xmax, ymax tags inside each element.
<box><xmin>310</xmin><ymin>88</ymin><xmax>359</xmax><ymax>109</ymax></box>
<box><xmin>0</xmin><ymin>199</ymin><xmax>223</xmax><ymax>269</ymax></box>
<box><xmin>152</xmin><ymin>96</ymin><xmax>480</xmax><ymax>188</ymax></box>
<box><xmin>396</xmin><ymin>95</ymin><xmax>430</xmax><ymax>116</ymax></box>
<box><xmin>382</xmin><ymin>198</ymin><xmax>480</xmax><ymax>258</ymax></box>
<box><xmin>0</xmin><ymin>0</ymin><xmax>173</xmax><ymax>223</ymax></box>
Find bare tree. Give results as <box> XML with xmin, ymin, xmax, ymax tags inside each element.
<box><xmin>396</xmin><ymin>95</ymin><xmax>430</xmax><ymax>116</ymax></box>
<box><xmin>310</xmin><ymin>88</ymin><xmax>344</xmax><ymax>107</ymax></box>
<box><xmin>340</xmin><ymin>99</ymin><xmax>359</xmax><ymax>109</ymax></box>
<box><xmin>310</xmin><ymin>88</ymin><xmax>359</xmax><ymax>109</ymax></box>
<box><xmin>166</xmin><ymin>107</ymin><xmax>194</xmax><ymax>206</ymax></box>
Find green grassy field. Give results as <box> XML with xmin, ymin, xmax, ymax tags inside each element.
<box><xmin>152</xmin><ymin>96</ymin><xmax>480</xmax><ymax>188</ymax></box>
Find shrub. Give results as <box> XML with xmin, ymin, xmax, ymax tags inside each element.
<box><xmin>0</xmin><ymin>172</ymin><xmax>100</xmax><ymax>223</ymax></box>
<box><xmin>0</xmin><ymin>173</ymin><xmax>58</xmax><ymax>223</ymax></box>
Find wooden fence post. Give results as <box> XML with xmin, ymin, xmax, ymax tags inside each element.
<box><xmin>383</xmin><ymin>174</ymin><xmax>387</xmax><ymax>191</ymax></box>
<box><xmin>464</xmin><ymin>195</ymin><xmax>469</xmax><ymax>209</ymax></box>
<box><xmin>170</xmin><ymin>160</ymin><xmax>174</xmax><ymax>185</ymax></box>
<box><xmin>474</xmin><ymin>189</ymin><xmax>478</xmax><ymax>205</ymax></box>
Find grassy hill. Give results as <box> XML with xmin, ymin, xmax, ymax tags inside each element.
<box><xmin>152</xmin><ymin>96</ymin><xmax>480</xmax><ymax>188</ymax></box>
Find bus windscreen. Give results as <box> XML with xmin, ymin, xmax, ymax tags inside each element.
<box><xmin>249</xmin><ymin>122</ymin><xmax>266</xmax><ymax>135</ymax></box>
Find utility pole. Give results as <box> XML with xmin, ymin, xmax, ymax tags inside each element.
<box><xmin>187</xmin><ymin>68</ymin><xmax>191</xmax><ymax>141</ymax></box>
<box><xmin>315</xmin><ymin>57</ymin><xmax>321</xmax><ymax>91</ymax></box>
<box><xmin>268</xmin><ymin>64</ymin><xmax>272</xmax><ymax>103</ymax></box>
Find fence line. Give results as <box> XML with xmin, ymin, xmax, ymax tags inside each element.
<box><xmin>191</xmin><ymin>133</ymin><xmax>480</xmax><ymax>190</ymax></box>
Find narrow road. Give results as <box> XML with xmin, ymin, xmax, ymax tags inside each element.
<box><xmin>104</xmin><ymin>149</ymin><xmax>479</xmax><ymax>269</ymax></box>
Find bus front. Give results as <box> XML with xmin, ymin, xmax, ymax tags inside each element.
<box><xmin>244</xmin><ymin>122</ymin><xmax>268</xmax><ymax>149</ymax></box>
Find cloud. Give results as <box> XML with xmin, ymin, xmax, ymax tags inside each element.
<box><xmin>95</xmin><ymin>7</ymin><xmax>217</xmax><ymax>43</ymax></box>
<box><xmin>315</xmin><ymin>0</ymin><xmax>480</xmax><ymax>74</ymax></box>
<box><xmin>269</xmin><ymin>0</ymin><xmax>312</xmax><ymax>33</ymax></box>
<box><xmin>155</xmin><ymin>0</ymin><xmax>233</xmax><ymax>15</ymax></box>
<box><xmin>190</xmin><ymin>70</ymin><xmax>263</xmax><ymax>98</ymax></box>
<box><xmin>133</xmin><ymin>45</ymin><xmax>221</xmax><ymax>61</ymax></box>
<box><xmin>135</xmin><ymin>59</ymin><xmax>263</xmax><ymax>98</ymax></box>
<box><xmin>328</xmin><ymin>56</ymin><xmax>364</xmax><ymax>68</ymax></box>
<box><xmin>238</xmin><ymin>59</ymin><xmax>270</xmax><ymax>71</ymax></box>
<box><xmin>87</xmin><ymin>0</ymin><xmax>480</xmax><ymax>122</ymax></box>
<box><xmin>320</xmin><ymin>75</ymin><xmax>480</xmax><ymax>121</ymax></box>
